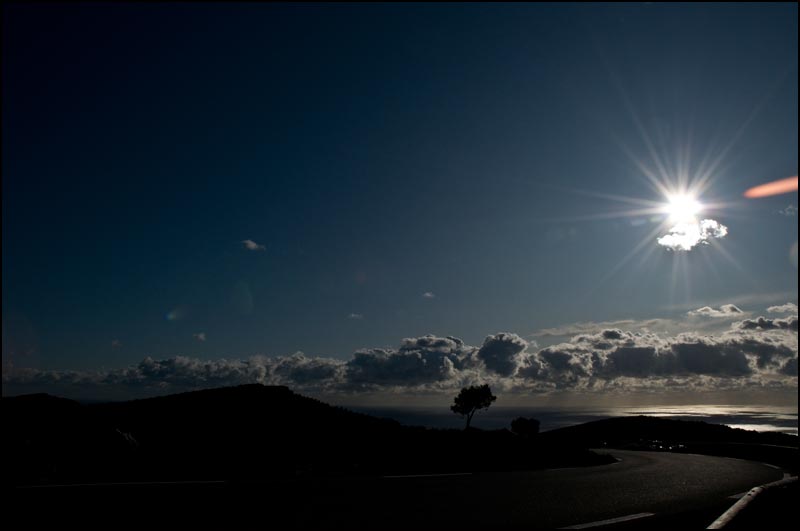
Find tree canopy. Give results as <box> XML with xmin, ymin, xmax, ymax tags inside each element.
<box><xmin>450</xmin><ymin>384</ymin><xmax>496</xmax><ymax>430</ymax></box>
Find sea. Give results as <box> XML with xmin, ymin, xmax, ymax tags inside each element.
<box><xmin>349</xmin><ymin>404</ymin><xmax>799</xmax><ymax>436</ymax></box>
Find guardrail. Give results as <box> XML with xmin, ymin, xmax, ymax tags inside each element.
<box><xmin>706</xmin><ymin>475</ymin><xmax>797</xmax><ymax>529</ymax></box>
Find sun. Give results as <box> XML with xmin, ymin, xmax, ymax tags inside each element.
<box><xmin>663</xmin><ymin>193</ymin><xmax>703</xmax><ymax>223</ymax></box>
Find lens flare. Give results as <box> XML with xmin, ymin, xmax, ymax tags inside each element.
<box><xmin>743</xmin><ymin>176</ymin><xmax>798</xmax><ymax>198</ymax></box>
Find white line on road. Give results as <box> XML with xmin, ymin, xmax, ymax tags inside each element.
<box><xmin>382</xmin><ymin>472</ymin><xmax>472</xmax><ymax>479</ymax></box>
<box><xmin>559</xmin><ymin>512</ymin><xmax>655</xmax><ymax>529</ymax></box>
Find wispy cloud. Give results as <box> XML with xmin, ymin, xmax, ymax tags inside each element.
<box><xmin>657</xmin><ymin>219</ymin><xmax>728</xmax><ymax>251</ymax></box>
<box><xmin>111</xmin><ymin>339</ymin><xmax>122</xmax><ymax>348</ymax></box>
<box><xmin>422</xmin><ymin>292</ymin><xmax>436</xmax><ymax>299</ymax></box>
<box><xmin>768</xmin><ymin>303</ymin><xmax>798</xmax><ymax>314</ymax></box>
<box><xmin>241</xmin><ymin>239</ymin><xmax>265</xmax><ymax>251</ymax></box>
<box><xmin>193</xmin><ymin>332</ymin><xmax>206</xmax><ymax>342</ymax></box>
<box><xmin>779</xmin><ymin>205</ymin><xmax>797</xmax><ymax>216</ymax></box>
<box><xmin>348</xmin><ymin>313</ymin><xmax>364</xmax><ymax>320</ymax></box>
<box><xmin>662</xmin><ymin>291</ymin><xmax>798</xmax><ymax>312</ymax></box>
<box><xmin>533</xmin><ymin>318</ymin><xmax>681</xmax><ymax>338</ymax></box>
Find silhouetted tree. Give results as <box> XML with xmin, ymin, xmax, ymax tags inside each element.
<box><xmin>450</xmin><ymin>384</ymin><xmax>496</xmax><ymax>430</ymax></box>
<box><xmin>510</xmin><ymin>417</ymin><xmax>540</xmax><ymax>438</ymax></box>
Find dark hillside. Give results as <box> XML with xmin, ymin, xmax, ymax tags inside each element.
<box><xmin>3</xmin><ymin>385</ymin><xmax>612</xmax><ymax>485</ymax></box>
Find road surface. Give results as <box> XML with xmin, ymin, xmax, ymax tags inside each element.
<box><xmin>7</xmin><ymin>450</ymin><xmax>785</xmax><ymax>529</ymax></box>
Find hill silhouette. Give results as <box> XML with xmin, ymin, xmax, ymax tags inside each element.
<box><xmin>4</xmin><ymin>385</ymin><xmax>612</xmax><ymax>486</ymax></box>
<box><xmin>540</xmin><ymin>415</ymin><xmax>798</xmax><ymax>472</ymax></box>
<box><xmin>540</xmin><ymin>415</ymin><xmax>796</xmax><ymax>446</ymax></box>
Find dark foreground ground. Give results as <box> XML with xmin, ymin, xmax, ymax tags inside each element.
<box><xmin>4</xmin><ymin>385</ymin><xmax>797</xmax><ymax>529</ymax></box>
<box><xmin>5</xmin><ymin>450</ymin><xmax>788</xmax><ymax>530</ymax></box>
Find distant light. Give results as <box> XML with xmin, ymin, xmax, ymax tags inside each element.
<box><xmin>744</xmin><ymin>176</ymin><xmax>798</xmax><ymax>198</ymax></box>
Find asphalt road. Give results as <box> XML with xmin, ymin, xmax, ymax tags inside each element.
<box><xmin>6</xmin><ymin>450</ymin><xmax>785</xmax><ymax>529</ymax></box>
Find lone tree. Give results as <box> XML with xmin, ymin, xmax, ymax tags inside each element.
<box><xmin>450</xmin><ymin>384</ymin><xmax>497</xmax><ymax>430</ymax></box>
<box><xmin>510</xmin><ymin>417</ymin><xmax>540</xmax><ymax>438</ymax></box>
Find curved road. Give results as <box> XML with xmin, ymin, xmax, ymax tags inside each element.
<box><xmin>307</xmin><ymin>450</ymin><xmax>784</xmax><ymax>529</ymax></box>
<box><xmin>7</xmin><ymin>450</ymin><xmax>786</xmax><ymax>529</ymax></box>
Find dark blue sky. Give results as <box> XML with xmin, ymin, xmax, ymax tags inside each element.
<box><xmin>3</xmin><ymin>3</ymin><xmax>797</xmax><ymax>376</ymax></box>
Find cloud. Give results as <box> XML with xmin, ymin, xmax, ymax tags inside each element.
<box><xmin>272</xmin><ymin>353</ymin><xmax>345</xmax><ymax>385</ymax></box>
<box><xmin>688</xmin><ymin>304</ymin><xmax>744</xmax><ymax>318</ymax></box>
<box><xmin>422</xmin><ymin>292</ymin><xmax>436</xmax><ymax>299</ymax></box>
<box><xmin>531</xmin><ymin>315</ymin><xmax>734</xmax><ymax>341</ymax></box>
<box><xmin>780</xmin><ymin>358</ymin><xmax>798</xmax><ymax>376</ymax></box>
<box><xmin>668</xmin><ymin>337</ymin><xmax>752</xmax><ymax>377</ymax></box>
<box><xmin>602</xmin><ymin>346</ymin><xmax>663</xmax><ymax>377</ymax></box>
<box><xmin>241</xmin><ymin>239</ymin><xmax>265</xmax><ymax>251</ymax></box>
<box><xmin>193</xmin><ymin>332</ymin><xmax>207</xmax><ymax>342</ymax></box>
<box><xmin>535</xmin><ymin>344</ymin><xmax>594</xmax><ymax>384</ymax></box>
<box><xmin>767</xmin><ymin>303</ymin><xmax>798</xmax><ymax>314</ymax></box>
<box><xmin>734</xmin><ymin>316</ymin><xmax>798</xmax><ymax>332</ymax></box>
<box><xmin>348</xmin><ymin>313</ymin><xmax>364</xmax><ymax>320</ymax></box>
<box><xmin>4</xmin><ymin>324</ymin><xmax>796</xmax><ymax>399</ymax></box>
<box><xmin>346</xmin><ymin>349</ymin><xmax>456</xmax><ymax>387</ymax></box>
<box><xmin>657</xmin><ymin>219</ymin><xmax>728</xmax><ymax>251</ymax></box>
<box><xmin>779</xmin><ymin>205</ymin><xmax>798</xmax><ymax>216</ymax></box>
<box><xmin>345</xmin><ymin>335</ymin><xmax>471</xmax><ymax>388</ymax></box>
<box><xmin>111</xmin><ymin>339</ymin><xmax>122</xmax><ymax>348</ymax></box>
<box><xmin>533</xmin><ymin>319</ymin><xmax>674</xmax><ymax>337</ymax></box>
<box><xmin>662</xmin><ymin>291</ymin><xmax>799</xmax><ymax>312</ymax></box>
<box><xmin>476</xmin><ymin>333</ymin><xmax>529</xmax><ymax>376</ymax></box>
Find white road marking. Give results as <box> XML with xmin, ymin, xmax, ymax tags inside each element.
<box><xmin>559</xmin><ymin>512</ymin><xmax>655</xmax><ymax>529</ymax></box>
<box><xmin>382</xmin><ymin>472</ymin><xmax>472</xmax><ymax>479</ymax></box>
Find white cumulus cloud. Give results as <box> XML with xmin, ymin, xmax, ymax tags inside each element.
<box><xmin>657</xmin><ymin>219</ymin><xmax>728</xmax><ymax>251</ymax></box>
<box><xmin>688</xmin><ymin>304</ymin><xmax>744</xmax><ymax>318</ymax></box>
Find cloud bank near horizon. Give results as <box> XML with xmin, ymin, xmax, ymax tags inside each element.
<box><xmin>4</xmin><ymin>306</ymin><xmax>796</xmax><ymax>401</ymax></box>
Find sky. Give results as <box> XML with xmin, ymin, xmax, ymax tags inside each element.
<box><xmin>2</xmin><ymin>3</ymin><xmax>797</xmax><ymax>405</ymax></box>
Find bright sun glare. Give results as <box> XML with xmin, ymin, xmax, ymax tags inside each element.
<box><xmin>664</xmin><ymin>194</ymin><xmax>703</xmax><ymax>223</ymax></box>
